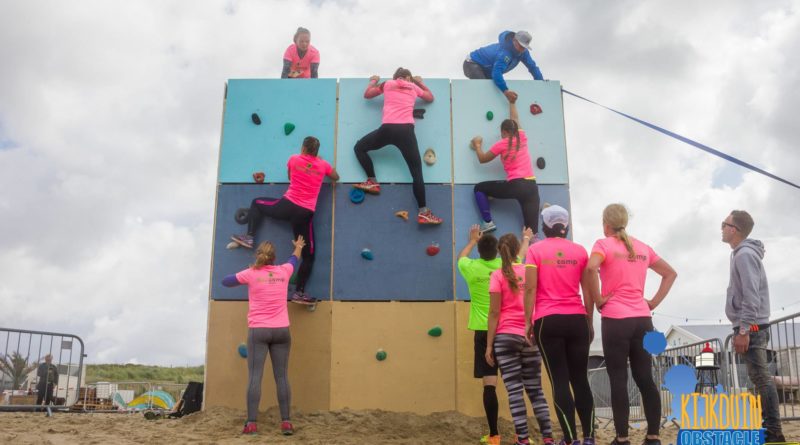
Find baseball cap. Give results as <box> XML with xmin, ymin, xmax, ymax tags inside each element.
<box><xmin>542</xmin><ymin>205</ymin><xmax>569</xmax><ymax>228</ymax></box>
<box><xmin>515</xmin><ymin>30</ymin><xmax>532</xmax><ymax>50</ymax></box>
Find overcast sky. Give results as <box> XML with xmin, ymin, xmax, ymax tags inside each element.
<box><xmin>1</xmin><ymin>1</ymin><xmax>798</xmax><ymax>365</ymax></box>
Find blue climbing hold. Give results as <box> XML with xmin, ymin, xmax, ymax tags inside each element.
<box><xmin>643</xmin><ymin>331</ymin><xmax>667</xmax><ymax>355</ymax></box>
<box><xmin>361</xmin><ymin>248</ymin><xmax>374</xmax><ymax>260</ymax></box>
<box><xmin>350</xmin><ymin>188</ymin><xmax>365</xmax><ymax>204</ymax></box>
<box><xmin>237</xmin><ymin>343</ymin><xmax>247</xmax><ymax>358</ymax></box>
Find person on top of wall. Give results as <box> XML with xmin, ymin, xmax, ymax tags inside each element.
<box><xmin>231</xmin><ymin>136</ymin><xmax>339</xmax><ymax>304</ymax></box>
<box><xmin>486</xmin><ymin>229</ymin><xmax>553</xmax><ymax>445</ymax></box>
<box><xmin>222</xmin><ymin>235</ymin><xmax>305</xmax><ymax>436</ymax></box>
<box><xmin>585</xmin><ymin>204</ymin><xmax>677</xmax><ymax>445</ymax></box>
<box><xmin>281</xmin><ymin>27</ymin><xmax>319</xmax><ymax>79</ymax></box>
<box><xmin>457</xmin><ymin>224</ymin><xmax>502</xmax><ymax>445</ymax></box>
<box><xmin>464</xmin><ymin>30</ymin><xmax>544</xmax><ymax>103</ymax></box>
<box><xmin>352</xmin><ymin>67</ymin><xmax>444</xmax><ymax>225</ymax></box>
<box><xmin>469</xmin><ymin>98</ymin><xmax>540</xmax><ymax>235</ymax></box>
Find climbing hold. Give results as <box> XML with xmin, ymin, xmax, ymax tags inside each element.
<box><xmin>350</xmin><ymin>188</ymin><xmax>365</xmax><ymax>204</ymax></box>
<box><xmin>361</xmin><ymin>248</ymin><xmax>374</xmax><ymax>260</ymax></box>
<box><xmin>426</xmin><ymin>242</ymin><xmax>440</xmax><ymax>256</ymax></box>
<box><xmin>234</xmin><ymin>208</ymin><xmax>250</xmax><ymax>225</ymax></box>
<box><xmin>252</xmin><ymin>171</ymin><xmax>265</xmax><ymax>183</ymax></box>
<box><xmin>375</xmin><ymin>349</ymin><xmax>387</xmax><ymax>361</ymax></box>
<box><xmin>289</xmin><ymin>272</ymin><xmax>297</xmax><ymax>285</ymax></box>
<box><xmin>413</xmin><ymin>108</ymin><xmax>426</xmax><ymax>119</ymax></box>
<box><xmin>423</xmin><ymin>148</ymin><xmax>436</xmax><ymax>166</ymax></box>
<box><xmin>251</xmin><ymin>113</ymin><xmax>261</xmax><ymax>125</ymax></box>
<box><xmin>428</xmin><ymin>326</ymin><xmax>443</xmax><ymax>337</ymax></box>
<box><xmin>536</xmin><ymin>157</ymin><xmax>546</xmax><ymax>169</ymax></box>
<box><xmin>226</xmin><ymin>241</ymin><xmax>240</xmax><ymax>250</ymax></box>
<box><xmin>485</xmin><ymin>111</ymin><xmax>494</xmax><ymax>121</ymax></box>
<box><xmin>395</xmin><ymin>210</ymin><xmax>409</xmax><ymax>221</ymax></box>
<box><xmin>284</xmin><ymin>122</ymin><xmax>296</xmax><ymax>135</ymax></box>
<box><xmin>530</xmin><ymin>103</ymin><xmax>543</xmax><ymax>115</ymax></box>
<box><xmin>237</xmin><ymin>343</ymin><xmax>247</xmax><ymax>358</ymax></box>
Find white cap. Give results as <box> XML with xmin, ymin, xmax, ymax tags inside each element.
<box><xmin>542</xmin><ymin>205</ymin><xmax>569</xmax><ymax>228</ymax></box>
<box><xmin>515</xmin><ymin>30</ymin><xmax>532</xmax><ymax>50</ymax></box>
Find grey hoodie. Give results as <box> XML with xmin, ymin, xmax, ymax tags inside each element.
<box><xmin>726</xmin><ymin>238</ymin><xmax>770</xmax><ymax>331</ymax></box>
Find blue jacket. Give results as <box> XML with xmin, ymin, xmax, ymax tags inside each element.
<box><xmin>469</xmin><ymin>31</ymin><xmax>543</xmax><ymax>91</ymax></box>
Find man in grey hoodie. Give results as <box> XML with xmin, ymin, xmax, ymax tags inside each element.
<box><xmin>722</xmin><ymin>210</ymin><xmax>784</xmax><ymax>442</ymax></box>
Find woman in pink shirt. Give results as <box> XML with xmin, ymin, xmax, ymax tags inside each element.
<box><xmin>586</xmin><ymin>204</ymin><xmax>677</xmax><ymax>445</ymax></box>
<box><xmin>232</xmin><ymin>136</ymin><xmax>339</xmax><ymax>303</ymax></box>
<box><xmin>281</xmin><ymin>27</ymin><xmax>319</xmax><ymax>79</ymax></box>
<box><xmin>222</xmin><ymin>235</ymin><xmax>305</xmax><ymax>436</ymax></box>
<box><xmin>524</xmin><ymin>205</ymin><xmax>595</xmax><ymax>445</ymax></box>
<box><xmin>352</xmin><ymin>68</ymin><xmax>443</xmax><ymax>225</ymax></box>
<box><xmin>486</xmin><ymin>231</ymin><xmax>552</xmax><ymax>445</ymax></box>
<box><xmin>469</xmin><ymin>99</ymin><xmax>539</xmax><ymax>234</ymax></box>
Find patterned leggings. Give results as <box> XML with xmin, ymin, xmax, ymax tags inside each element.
<box><xmin>494</xmin><ymin>333</ymin><xmax>553</xmax><ymax>441</ymax></box>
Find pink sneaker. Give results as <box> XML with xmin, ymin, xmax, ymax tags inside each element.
<box><xmin>417</xmin><ymin>209</ymin><xmax>443</xmax><ymax>225</ymax></box>
<box><xmin>281</xmin><ymin>420</ymin><xmax>294</xmax><ymax>435</ymax></box>
<box><xmin>353</xmin><ymin>179</ymin><xmax>381</xmax><ymax>194</ymax></box>
<box><xmin>241</xmin><ymin>422</ymin><xmax>257</xmax><ymax>435</ymax></box>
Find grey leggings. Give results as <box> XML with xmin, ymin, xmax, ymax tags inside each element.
<box><xmin>246</xmin><ymin>327</ymin><xmax>291</xmax><ymax>422</ymax></box>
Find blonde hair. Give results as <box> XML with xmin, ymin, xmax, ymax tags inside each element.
<box><xmin>251</xmin><ymin>241</ymin><xmax>276</xmax><ymax>268</ymax></box>
<box><xmin>497</xmin><ymin>234</ymin><xmax>521</xmax><ymax>293</ymax></box>
<box><xmin>603</xmin><ymin>203</ymin><xmax>636</xmax><ymax>259</ymax></box>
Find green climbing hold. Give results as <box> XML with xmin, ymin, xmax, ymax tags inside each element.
<box><xmin>375</xmin><ymin>349</ymin><xmax>387</xmax><ymax>361</ymax></box>
<box><xmin>289</xmin><ymin>272</ymin><xmax>298</xmax><ymax>285</ymax></box>
<box><xmin>428</xmin><ymin>326</ymin><xmax>443</xmax><ymax>337</ymax></box>
<box><xmin>284</xmin><ymin>122</ymin><xmax>296</xmax><ymax>135</ymax></box>
<box><xmin>486</xmin><ymin>111</ymin><xmax>494</xmax><ymax>121</ymax></box>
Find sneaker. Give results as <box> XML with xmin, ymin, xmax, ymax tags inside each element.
<box><xmin>641</xmin><ymin>439</ymin><xmax>660</xmax><ymax>445</ymax></box>
<box><xmin>231</xmin><ymin>234</ymin><xmax>254</xmax><ymax>249</ymax></box>
<box><xmin>291</xmin><ymin>292</ymin><xmax>317</xmax><ymax>305</ymax></box>
<box><xmin>479</xmin><ymin>220</ymin><xmax>497</xmax><ymax>233</ymax></box>
<box><xmin>353</xmin><ymin>179</ymin><xmax>381</xmax><ymax>194</ymax></box>
<box><xmin>241</xmin><ymin>422</ymin><xmax>257</xmax><ymax>435</ymax></box>
<box><xmin>417</xmin><ymin>209</ymin><xmax>443</xmax><ymax>225</ymax></box>
<box><xmin>281</xmin><ymin>421</ymin><xmax>294</xmax><ymax>436</ymax></box>
<box><xmin>583</xmin><ymin>439</ymin><xmax>596</xmax><ymax>445</ymax></box>
<box><xmin>611</xmin><ymin>439</ymin><xmax>631</xmax><ymax>445</ymax></box>
<box><xmin>480</xmin><ymin>435</ymin><xmax>501</xmax><ymax>445</ymax></box>
<box><xmin>515</xmin><ymin>439</ymin><xmax>530</xmax><ymax>445</ymax></box>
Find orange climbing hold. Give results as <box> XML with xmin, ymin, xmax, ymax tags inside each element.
<box><xmin>395</xmin><ymin>210</ymin><xmax>409</xmax><ymax>221</ymax></box>
<box><xmin>252</xmin><ymin>172</ymin><xmax>265</xmax><ymax>183</ymax></box>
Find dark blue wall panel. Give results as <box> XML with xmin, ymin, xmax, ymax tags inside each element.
<box><xmin>332</xmin><ymin>184</ymin><xmax>453</xmax><ymax>301</ymax></box>
<box><xmin>210</xmin><ymin>184</ymin><xmax>333</xmax><ymax>300</ymax></box>
<box><xmin>453</xmin><ymin>184</ymin><xmax>571</xmax><ymax>301</ymax></box>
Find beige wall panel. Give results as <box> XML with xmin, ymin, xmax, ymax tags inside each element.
<box><xmin>329</xmin><ymin>301</ymin><xmax>456</xmax><ymax>414</ymax></box>
<box><xmin>205</xmin><ymin>300</ymin><xmax>332</xmax><ymax>412</ymax></box>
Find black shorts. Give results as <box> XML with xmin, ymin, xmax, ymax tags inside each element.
<box><xmin>473</xmin><ymin>330</ymin><xmax>499</xmax><ymax>378</ymax></box>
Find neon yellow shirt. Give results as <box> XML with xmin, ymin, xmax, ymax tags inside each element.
<box><xmin>458</xmin><ymin>256</ymin><xmax>502</xmax><ymax>331</ymax></box>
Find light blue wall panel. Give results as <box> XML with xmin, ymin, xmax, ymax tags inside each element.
<box><xmin>218</xmin><ymin>79</ymin><xmax>337</xmax><ymax>183</ymax></box>
<box><xmin>335</xmin><ymin>78</ymin><xmax>452</xmax><ymax>183</ymax></box>
<box><xmin>332</xmin><ymin>184</ymin><xmax>453</xmax><ymax>301</ymax></box>
<box><xmin>453</xmin><ymin>184</ymin><xmax>571</xmax><ymax>301</ymax></box>
<box><xmin>452</xmin><ymin>80</ymin><xmax>568</xmax><ymax>185</ymax></box>
<box><xmin>210</xmin><ymin>184</ymin><xmax>332</xmax><ymax>301</ymax></box>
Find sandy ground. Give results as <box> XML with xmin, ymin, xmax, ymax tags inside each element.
<box><xmin>1</xmin><ymin>407</ymin><xmax>798</xmax><ymax>444</ymax></box>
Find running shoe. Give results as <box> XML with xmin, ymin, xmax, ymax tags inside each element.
<box><xmin>241</xmin><ymin>422</ymin><xmax>257</xmax><ymax>435</ymax></box>
<box><xmin>641</xmin><ymin>440</ymin><xmax>660</xmax><ymax>445</ymax></box>
<box><xmin>417</xmin><ymin>209</ymin><xmax>443</xmax><ymax>225</ymax></box>
<box><xmin>353</xmin><ymin>179</ymin><xmax>381</xmax><ymax>194</ymax></box>
<box><xmin>291</xmin><ymin>292</ymin><xmax>317</xmax><ymax>305</ymax></box>
<box><xmin>231</xmin><ymin>233</ymin><xmax>254</xmax><ymax>249</ymax></box>
<box><xmin>514</xmin><ymin>438</ymin><xmax>530</xmax><ymax>445</ymax></box>
<box><xmin>583</xmin><ymin>439</ymin><xmax>595</xmax><ymax>445</ymax></box>
<box><xmin>281</xmin><ymin>421</ymin><xmax>294</xmax><ymax>435</ymax></box>
<box><xmin>480</xmin><ymin>435</ymin><xmax>501</xmax><ymax>445</ymax></box>
<box><xmin>479</xmin><ymin>220</ymin><xmax>497</xmax><ymax>233</ymax></box>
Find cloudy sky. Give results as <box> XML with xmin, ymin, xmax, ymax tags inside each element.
<box><xmin>1</xmin><ymin>1</ymin><xmax>798</xmax><ymax>365</ymax></box>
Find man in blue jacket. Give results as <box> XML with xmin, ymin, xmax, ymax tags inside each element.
<box><xmin>464</xmin><ymin>30</ymin><xmax>544</xmax><ymax>102</ymax></box>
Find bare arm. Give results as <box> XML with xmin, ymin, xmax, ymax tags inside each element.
<box><xmin>509</xmin><ymin>101</ymin><xmax>521</xmax><ymax>129</ymax></box>
<box><xmin>524</xmin><ymin>265</ymin><xmax>538</xmax><ymax>344</ymax></box>
<box><xmin>585</xmin><ymin>253</ymin><xmax>606</xmax><ymax>308</ymax></box>
<box><xmin>645</xmin><ymin>259</ymin><xmax>677</xmax><ymax>310</ymax></box>
<box><xmin>327</xmin><ymin>167</ymin><xmax>340</xmax><ymax>182</ymax></box>
<box><xmin>412</xmin><ymin>76</ymin><xmax>434</xmax><ymax>103</ymax></box>
<box><xmin>518</xmin><ymin>227</ymin><xmax>533</xmax><ymax>260</ymax></box>
<box><xmin>470</xmin><ymin>136</ymin><xmax>498</xmax><ymax>164</ymax></box>
<box><xmin>458</xmin><ymin>225</ymin><xmax>481</xmax><ymax>259</ymax></box>
<box><xmin>363</xmin><ymin>75</ymin><xmax>383</xmax><ymax>99</ymax></box>
<box><xmin>485</xmin><ymin>291</ymin><xmax>502</xmax><ymax>367</ymax></box>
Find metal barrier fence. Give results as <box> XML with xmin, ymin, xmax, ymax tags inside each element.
<box><xmin>0</xmin><ymin>327</ymin><xmax>86</xmax><ymax>410</ymax></box>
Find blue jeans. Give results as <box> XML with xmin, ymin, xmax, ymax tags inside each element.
<box><xmin>742</xmin><ymin>330</ymin><xmax>782</xmax><ymax>434</ymax></box>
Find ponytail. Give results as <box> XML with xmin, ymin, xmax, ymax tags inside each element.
<box><xmin>602</xmin><ymin>203</ymin><xmax>636</xmax><ymax>259</ymax></box>
<box><xmin>616</xmin><ymin>228</ymin><xmax>636</xmax><ymax>259</ymax></box>
<box><xmin>498</xmin><ymin>234</ymin><xmax>521</xmax><ymax>293</ymax></box>
<box><xmin>500</xmin><ymin>119</ymin><xmax>521</xmax><ymax>161</ymax></box>
<box><xmin>251</xmin><ymin>241</ymin><xmax>276</xmax><ymax>268</ymax></box>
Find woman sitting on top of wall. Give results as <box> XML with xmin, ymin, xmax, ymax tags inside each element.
<box><xmin>282</xmin><ymin>27</ymin><xmax>319</xmax><ymax>79</ymax></box>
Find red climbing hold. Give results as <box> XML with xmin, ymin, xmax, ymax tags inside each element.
<box><xmin>252</xmin><ymin>172</ymin><xmax>265</xmax><ymax>183</ymax></box>
<box><xmin>426</xmin><ymin>242</ymin><xmax>440</xmax><ymax>256</ymax></box>
<box><xmin>530</xmin><ymin>103</ymin><xmax>543</xmax><ymax>115</ymax></box>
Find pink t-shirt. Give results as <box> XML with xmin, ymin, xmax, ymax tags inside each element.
<box><xmin>525</xmin><ymin>238</ymin><xmax>588</xmax><ymax>321</ymax></box>
<box><xmin>591</xmin><ymin>236</ymin><xmax>660</xmax><ymax>319</ymax></box>
<box><xmin>283</xmin><ymin>44</ymin><xmax>320</xmax><ymax>79</ymax></box>
<box><xmin>284</xmin><ymin>154</ymin><xmax>333</xmax><ymax>211</ymax></box>
<box><xmin>489</xmin><ymin>263</ymin><xmax>530</xmax><ymax>336</ymax></box>
<box><xmin>381</xmin><ymin>79</ymin><xmax>425</xmax><ymax>124</ymax></box>
<box><xmin>236</xmin><ymin>263</ymin><xmax>295</xmax><ymax>328</ymax></box>
<box><xmin>489</xmin><ymin>130</ymin><xmax>534</xmax><ymax>180</ymax></box>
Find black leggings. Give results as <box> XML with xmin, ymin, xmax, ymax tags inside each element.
<box><xmin>354</xmin><ymin>123</ymin><xmax>426</xmax><ymax>208</ymax></box>
<box><xmin>601</xmin><ymin>317</ymin><xmax>661</xmax><ymax>437</ymax></box>
<box><xmin>474</xmin><ymin>178</ymin><xmax>540</xmax><ymax>232</ymax></box>
<box><xmin>247</xmin><ymin>197</ymin><xmax>315</xmax><ymax>292</ymax></box>
<box><xmin>535</xmin><ymin>314</ymin><xmax>595</xmax><ymax>441</ymax></box>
